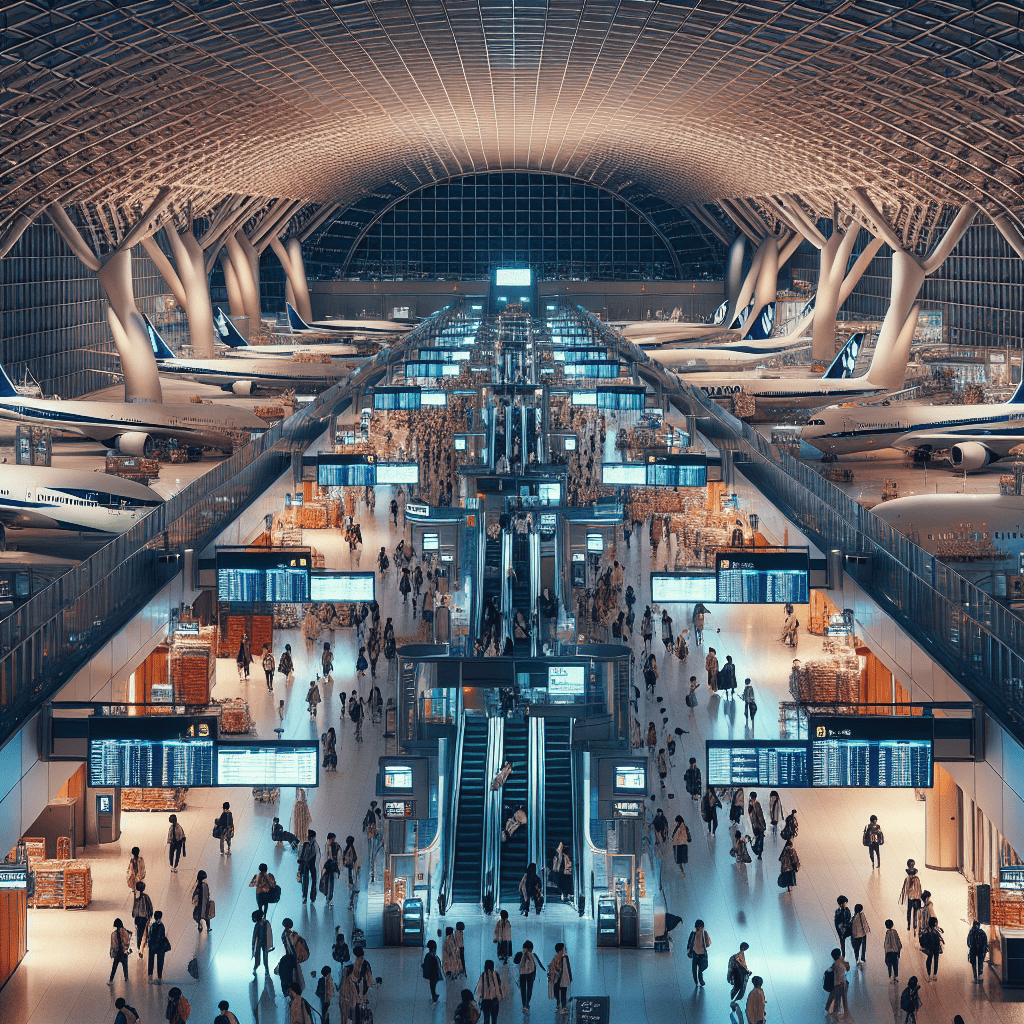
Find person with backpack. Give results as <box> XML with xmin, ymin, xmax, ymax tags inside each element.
<box><xmin>778</xmin><ymin>838</ymin><xmax>800</xmax><ymax>893</ymax></box>
<box><xmin>745</xmin><ymin>976</ymin><xmax>766</xmax><ymax>1024</ymax></box>
<box><xmin>251</xmin><ymin>909</ymin><xmax>273</xmax><ymax>977</ymax></box>
<box><xmin>126</xmin><ymin>846</ymin><xmax>146</xmax><ymax>891</ymax></box>
<box><xmin>519</xmin><ymin>863</ymin><xmax>542</xmax><ymax>917</ymax></box>
<box><xmin>547</xmin><ymin>942</ymin><xmax>572</xmax><ymax>1016</ymax></box>
<box><xmin>671</xmin><ymin>814</ymin><xmax>691</xmax><ymax>875</ymax></box>
<box><xmin>306</xmin><ymin>679</ymin><xmax>322</xmax><ymax>722</ymax></box>
<box><xmin>884</xmin><ymin>919</ymin><xmax>903</xmax><ymax>984</ymax></box>
<box><xmin>514</xmin><ymin>939</ymin><xmax>543</xmax><ymax>1011</ymax></box>
<box><xmin>834</xmin><ymin>896</ymin><xmax>853</xmax><ymax>958</ymax></box>
<box><xmin>320</xmin><ymin>641</ymin><xmax>334</xmax><ymax>685</ymax></box>
<box><xmin>113</xmin><ymin>996</ymin><xmax>140</xmax><ymax>1024</ymax></box>
<box><xmin>493</xmin><ymin>909</ymin><xmax>512</xmax><ymax>963</ymax></box>
<box><xmin>108</xmin><ymin>917</ymin><xmax>132</xmax><ymax>985</ymax></box>
<box><xmin>727</xmin><ymin>942</ymin><xmax>751</xmax><ymax>1001</ymax></box>
<box><xmin>281</xmin><ymin>919</ymin><xmax>309</xmax><ymax>980</ymax></box>
<box><xmin>421</xmin><ymin>938</ymin><xmax>444</xmax><ymax>1005</ymax></box>
<box><xmin>166</xmin><ymin>815</ymin><xmax>185</xmax><ymax>872</ymax></box>
<box><xmin>298</xmin><ymin>830</ymin><xmax>321</xmax><ymax>904</ymax></box>
<box><xmin>278</xmin><ymin>643</ymin><xmax>295</xmax><ymax>685</ymax></box>
<box><xmin>651</xmin><ymin>808</ymin><xmax>669</xmax><ymax>845</ymax></box>
<box><xmin>899</xmin><ymin>976</ymin><xmax>921</xmax><ymax>1023</ymax></box>
<box><xmin>701</xmin><ymin>787</ymin><xmax>722</xmax><ymax>835</ymax></box>
<box><xmin>147</xmin><ymin>909</ymin><xmax>169</xmax><ymax>982</ymax></box>
<box><xmin>165</xmin><ymin>987</ymin><xmax>191</xmax><ymax>1024</ymax></box>
<box><xmin>454</xmin><ymin>989</ymin><xmax>481</xmax><ymax>1024</ymax></box>
<box><xmin>921</xmin><ymin>917</ymin><xmax>944</xmax><ymax>980</ymax></box>
<box><xmin>131</xmin><ymin>881</ymin><xmax>153</xmax><ymax>956</ymax></box>
<box><xmin>308</xmin><ymin>969</ymin><xmax>332</xmax><ymax>1024</ymax></box>
<box><xmin>851</xmin><ymin>903</ymin><xmax>871</xmax><ymax>966</ymax></box>
<box><xmin>742</xmin><ymin>679</ymin><xmax>757</xmax><ymax>726</ymax></box>
<box><xmin>683</xmin><ymin>758</ymin><xmax>702</xmax><ymax>802</ymax></box>
<box><xmin>967</xmin><ymin>918</ymin><xmax>989</xmax><ymax>983</ymax></box>
<box><xmin>340</xmin><ymin>834</ymin><xmax>359</xmax><ymax>885</ymax></box>
<box><xmin>823</xmin><ymin>947</ymin><xmax>849</xmax><ymax>1018</ymax></box>
<box><xmin>191</xmin><ymin>870</ymin><xmax>212</xmax><ymax>933</ymax></box>
<box><xmin>323</xmin><ymin>727</ymin><xmax>338</xmax><ymax>772</ymax></box>
<box><xmin>216</xmin><ymin>800</ymin><xmax>234</xmax><ymax>855</ymax></box>
<box><xmin>864</xmin><ymin>814</ymin><xmax>884</xmax><ymax>867</ymax></box>
<box><xmin>899</xmin><ymin>865</ymin><xmax>923</xmax><ymax>932</ymax></box>
<box><xmin>320</xmin><ymin>842</ymin><xmax>341</xmax><ymax>909</ymax></box>
<box><xmin>261</xmin><ymin>643</ymin><xmax>275</xmax><ymax>691</ymax></box>
<box><xmin>748</xmin><ymin>791</ymin><xmax>766</xmax><ymax>859</ymax></box>
<box><xmin>378</xmin><ymin>546</ymin><xmax>390</xmax><ymax>583</ymax></box>
<box><xmin>288</xmin><ymin>983</ymin><xmax>315</xmax><ymax>1024</ymax></box>
<box><xmin>249</xmin><ymin>863</ymin><xmax>277</xmax><ymax>915</ymax></box>
<box><xmin>339</xmin><ymin>947</ymin><xmax>373</xmax><ymax>1022</ymax></box>
<box><xmin>475</xmin><ymin>958</ymin><xmax>506</xmax><ymax>1024</ymax></box>
<box><xmin>687</xmin><ymin>920</ymin><xmax>711</xmax><ymax>986</ymax></box>
<box><xmin>781</xmin><ymin>808</ymin><xmax>799</xmax><ymax>841</ymax></box>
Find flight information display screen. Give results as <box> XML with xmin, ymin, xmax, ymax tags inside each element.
<box><xmin>645</xmin><ymin>454</ymin><xmax>708</xmax><ymax>487</ymax></box>
<box><xmin>548</xmin><ymin>665</ymin><xmax>586</xmax><ymax>696</ymax></box>
<box><xmin>216</xmin><ymin>742</ymin><xmax>319</xmax><ymax>787</ymax></box>
<box><xmin>602</xmin><ymin>464</ymin><xmax>646</xmax><ymax>486</ymax></box>
<box><xmin>495</xmin><ymin>268</ymin><xmax>532</xmax><ymax>287</ymax></box>
<box><xmin>88</xmin><ymin>715</ymin><xmax>219</xmax><ymax>788</ymax></box>
<box><xmin>810</xmin><ymin>716</ymin><xmax>934</xmax><ymax>788</ymax></box>
<box><xmin>706</xmin><ymin>740</ymin><xmax>810</xmax><ymax>788</ymax></box>
<box><xmin>375</xmin><ymin>463</ymin><xmax>420</xmax><ymax>485</ymax></box>
<box><xmin>614</xmin><ymin>764</ymin><xmax>646</xmax><ymax>792</ymax></box>
<box><xmin>715</xmin><ymin>551</ymin><xmax>810</xmax><ymax>604</ymax></box>
<box><xmin>563</xmin><ymin>361</ymin><xmax>621</xmax><ymax>378</ymax></box>
<box><xmin>373</xmin><ymin>387</ymin><xmax>420</xmax><ymax>410</ymax></box>
<box><xmin>217</xmin><ymin>548</ymin><xmax>311</xmax><ymax>603</ymax></box>
<box><xmin>317</xmin><ymin>454</ymin><xmax>375</xmax><ymax>487</ymax></box>
<box><xmin>309</xmin><ymin>572</ymin><xmax>375</xmax><ymax>603</ymax></box>
<box><xmin>651</xmin><ymin>572</ymin><xmax>717</xmax><ymax>603</ymax></box>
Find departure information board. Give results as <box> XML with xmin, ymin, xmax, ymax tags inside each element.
<box><xmin>375</xmin><ymin>463</ymin><xmax>420</xmax><ymax>485</ymax></box>
<box><xmin>810</xmin><ymin>716</ymin><xmax>933</xmax><ymax>788</ymax></box>
<box><xmin>707</xmin><ymin>740</ymin><xmax>810</xmax><ymax>788</ymax></box>
<box><xmin>651</xmin><ymin>572</ymin><xmax>717</xmax><ymax>603</ymax></box>
<box><xmin>715</xmin><ymin>551</ymin><xmax>810</xmax><ymax>604</ymax></box>
<box><xmin>645</xmin><ymin>454</ymin><xmax>708</xmax><ymax>487</ymax></box>
<box><xmin>216</xmin><ymin>742</ymin><xmax>320</xmax><ymax>787</ymax></box>
<box><xmin>90</xmin><ymin>737</ymin><xmax>216</xmax><ymax>788</ymax></box>
<box><xmin>317</xmin><ymin>454</ymin><xmax>375</xmax><ymax>487</ymax></box>
<box><xmin>217</xmin><ymin>548</ymin><xmax>311</xmax><ymax>603</ymax></box>
<box><xmin>309</xmin><ymin>572</ymin><xmax>375</xmax><ymax>603</ymax></box>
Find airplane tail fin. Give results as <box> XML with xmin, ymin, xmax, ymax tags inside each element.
<box><xmin>0</xmin><ymin>360</ymin><xmax>20</xmax><ymax>399</ymax></box>
<box><xmin>742</xmin><ymin>302</ymin><xmax>776</xmax><ymax>341</ymax></box>
<box><xmin>821</xmin><ymin>332</ymin><xmax>865</xmax><ymax>380</ymax></box>
<box><xmin>286</xmin><ymin>302</ymin><xmax>313</xmax><ymax>332</ymax></box>
<box><xmin>865</xmin><ymin>304</ymin><xmax>920</xmax><ymax>390</ymax></box>
<box><xmin>214</xmin><ymin>307</ymin><xmax>249</xmax><ymax>348</ymax></box>
<box><xmin>142</xmin><ymin>314</ymin><xmax>177</xmax><ymax>361</ymax></box>
<box><xmin>1010</xmin><ymin>377</ymin><xmax>1024</xmax><ymax>405</ymax></box>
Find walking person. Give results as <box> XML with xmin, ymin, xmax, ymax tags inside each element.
<box><xmin>475</xmin><ymin>959</ymin><xmax>506</xmax><ymax>1024</ymax></box>
<box><xmin>323</xmin><ymin>727</ymin><xmax>338</xmax><ymax>772</ymax></box>
<box><xmin>454</xmin><ymin>989</ymin><xmax>481</xmax><ymax>1024</ymax></box>
<box><xmin>126</xmin><ymin>846</ymin><xmax>146</xmax><ymax>891</ymax></box>
<box><xmin>493</xmin><ymin>909</ymin><xmax>512</xmax><ymax>964</ymax></box>
<box><xmin>671</xmin><ymin>815</ymin><xmax>691</xmax><ymax>875</ymax></box>
<box><xmin>967</xmin><ymin>919</ymin><xmax>988</xmax><ymax>983</ymax></box>
<box><xmin>899</xmin><ymin>865</ymin><xmax>923</xmax><ymax>932</ymax></box>
<box><xmin>899</xmin><ymin>976</ymin><xmax>921</xmax><ymax>1023</ymax></box>
<box><xmin>705</xmin><ymin>647</ymin><xmax>719</xmax><ymax>695</ymax></box>
<box><xmin>519</xmin><ymin>863</ymin><xmax>542</xmax><ymax>917</ymax></box>
<box><xmin>547</xmin><ymin>942</ymin><xmax>572</xmax><ymax>1016</ymax></box>
<box><xmin>719</xmin><ymin>654</ymin><xmax>737</xmax><ymax>699</ymax></box>
<box><xmin>687</xmin><ymin>919</ymin><xmax>711</xmax><ymax>986</ymax></box>
<box><xmin>742</xmin><ymin>678</ymin><xmax>757</xmax><ymax>726</ymax></box>
<box><xmin>442</xmin><ymin>927</ymin><xmax>461</xmax><ymax>980</ymax></box>
<box><xmin>691</xmin><ymin>602</ymin><xmax>709</xmax><ymax>645</ymax></box>
<box><xmin>192</xmin><ymin>870</ymin><xmax>212</xmax><ymax>933</ymax></box>
<box><xmin>745</xmin><ymin>976</ymin><xmax>766</xmax><ymax>1024</ymax></box>
<box><xmin>701</xmin><ymin>787</ymin><xmax>722</xmax><ymax>835</ymax></box>
<box><xmin>515</xmin><ymin>940</ymin><xmax>543</xmax><ymax>1012</ymax></box>
<box><xmin>921</xmin><ymin>917</ymin><xmax>944</xmax><ymax>980</ymax></box>
<box><xmin>864</xmin><ymin>814</ymin><xmax>884</xmax><ymax>867</ymax></box>
<box><xmin>147</xmin><ymin>909</ymin><xmax>168</xmax><ymax>983</ymax></box>
<box><xmin>291</xmin><ymin>787</ymin><xmax>313</xmax><ymax>844</ymax></box>
<box><xmin>748</xmin><ymin>791</ymin><xmax>766</xmax><ymax>859</ymax></box>
<box><xmin>728</xmin><ymin>942</ymin><xmax>751</xmax><ymax>1001</ymax></box>
<box><xmin>165</xmin><ymin>988</ymin><xmax>191</xmax><ymax>1024</ymax></box>
<box><xmin>421</xmin><ymin>939</ymin><xmax>444</xmax><ymax>1006</ymax></box>
<box><xmin>131</xmin><ymin>881</ymin><xmax>153</xmax><ymax>957</ymax></box>
<box><xmin>918</xmin><ymin>891</ymin><xmax>936</xmax><ymax>945</ymax></box>
<box><xmin>851</xmin><ymin>903</ymin><xmax>870</xmax><ymax>966</ymax></box>
<box><xmin>278</xmin><ymin>643</ymin><xmax>295</xmax><ymax>685</ymax></box>
<box><xmin>261</xmin><ymin>643</ymin><xmax>275</xmax><ymax>691</ymax></box>
<box><xmin>237</xmin><ymin>632</ymin><xmax>252</xmax><ymax>679</ymax></box>
<box><xmin>306</xmin><ymin>678</ymin><xmax>321</xmax><ymax>721</ymax></box>
<box><xmin>298</xmin><ymin>830</ymin><xmax>320</xmax><ymax>904</ymax></box>
<box><xmin>166</xmin><ymin>815</ymin><xmax>185</xmax><ymax>872</ymax></box>
<box><xmin>778</xmin><ymin>838</ymin><xmax>800</xmax><ymax>893</ymax></box>
<box><xmin>824</xmin><ymin>948</ymin><xmax>849</xmax><ymax>1019</ymax></box>
<box><xmin>883</xmin><ymin>919</ymin><xmax>903</xmax><ymax>984</ymax></box>
<box><xmin>834</xmin><ymin>896</ymin><xmax>852</xmax><ymax>958</ymax></box>
<box><xmin>249</xmin><ymin>863</ymin><xmax>277</xmax><ymax>916</ymax></box>
<box><xmin>768</xmin><ymin>791</ymin><xmax>782</xmax><ymax>837</ymax></box>
<box><xmin>729</xmin><ymin>787</ymin><xmax>745</xmax><ymax>827</ymax></box>
<box><xmin>684</xmin><ymin>758</ymin><xmax>702</xmax><ymax>803</ymax></box>
<box><xmin>108</xmin><ymin>917</ymin><xmax>132</xmax><ymax>985</ymax></box>
<box><xmin>251</xmin><ymin>909</ymin><xmax>274</xmax><ymax>977</ymax></box>
<box><xmin>113</xmin><ymin>997</ymin><xmax>140</xmax><ymax>1024</ymax></box>
<box><xmin>216</xmin><ymin>800</ymin><xmax>234</xmax><ymax>855</ymax></box>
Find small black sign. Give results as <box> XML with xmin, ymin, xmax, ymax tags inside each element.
<box><xmin>573</xmin><ymin>995</ymin><xmax>610</xmax><ymax>1024</ymax></box>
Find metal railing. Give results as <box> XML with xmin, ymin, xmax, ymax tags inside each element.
<box><xmin>0</xmin><ymin>306</ymin><xmax>466</xmax><ymax>746</ymax></box>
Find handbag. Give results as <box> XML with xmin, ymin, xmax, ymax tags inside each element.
<box><xmin>161</xmin><ymin>936</ymin><xmax>173</xmax><ymax>954</ymax></box>
<box><xmin>207</xmin><ymin>899</ymin><xmax>216</xmax><ymax>920</ymax></box>
<box><xmin>267</xmin><ymin>884</ymin><xmax>282</xmax><ymax>904</ymax></box>
<box><xmin>212</xmin><ymin>822</ymin><xmax>223</xmax><ymax>839</ymax></box>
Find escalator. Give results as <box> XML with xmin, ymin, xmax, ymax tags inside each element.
<box><xmin>509</xmin><ymin>530</ymin><xmax>532</xmax><ymax>653</ymax></box>
<box><xmin>544</xmin><ymin>719</ymin><xmax>574</xmax><ymax>902</ymax></box>
<box><xmin>451</xmin><ymin>717</ymin><xmax>489</xmax><ymax>902</ymax></box>
<box><xmin>481</xmin><ymin>512</ymin><xmax>502</xmax><ymax>643</ymax></box>
<box><xmin>498</xmin><ymin>719</ymin><xmax>529</xmax><ymax>901</ymax></box>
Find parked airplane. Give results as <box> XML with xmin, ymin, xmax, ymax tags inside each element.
<box><xmin>0</xmin><ymin>359</ymin><xmax>265</xmax><ymax>455</ymax></box>
<box><xmin>0</xmin><ymin>464</ymin><xmax>163</xmax><ymax>544</ymax></box>
<box><xmin>871</xmin><ymin>493</ymin><xmax>1024</xmax><ymax>561</ymax></box>
<box><xmin>145</xmin><ymin>316</ymin><xmax>363</xmax><ymax>394</ymax></box>
<box><xmin>286</xmin><ymin>303</ymin><xmax>412</xmax><ymax>336</ymax></box>
<box><xmin>214</xmin><ymin>308</ymin><xmax>360</xmax><ymax>358</ymax></box>
<box><xmin>672</xmin><ymin>306</ymin><xmax>919</xmax><ymax>416</ymax></box>
<box><xmin>801</xmin><ymin>379</ymin><xmax>1024</xmax><ymax>463</ymax></box>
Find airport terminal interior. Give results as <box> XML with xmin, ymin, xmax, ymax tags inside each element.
<box><xmin>7</xmin><ymin>4</ymin><xmax>1024</xmax><ymax>1024</ymax></box>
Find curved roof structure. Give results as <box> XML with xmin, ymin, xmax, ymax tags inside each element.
<box><xmin>3</xmin><ymin>0</ymin><xmax>1024</xmax><ymax>251</ymax></box>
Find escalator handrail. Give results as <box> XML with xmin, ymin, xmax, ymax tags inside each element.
<box><xmin>442</xmin><ymin>706</ymin><xmax>467</xmax><ymax>911</ymax></box>
<box><xmin>528</xmin><ymin>716</ymin><xmax>545</xmax><ymax>877</ymax></box>
<box><xmin>481</xmin><ymin>716</ymin><xmax>505</xmax><ymax>907</ymax></box>
<box><xmin>569</xmin><ymin>720</ymin><xmax>585</xmax><ymax>912</ymax></box>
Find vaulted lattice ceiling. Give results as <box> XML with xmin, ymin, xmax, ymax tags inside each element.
<box><xmin>4</xmin><ymin>0</ymin><xmax>1024</xmax><ymax>250</ymax></box>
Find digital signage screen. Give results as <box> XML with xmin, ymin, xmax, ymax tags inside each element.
<box><xmin>88</xmin><ymin>716</ymin><xmax>219</xmax><ymax>788</ymax></box>
<box><xmin>586</xmin><ymin>532</ymin><xmax>604</xmax><ymax>553</ymax></box>
<box><xmin>420</xmin><ymin>391</ymin><xmax>448</xmax><ymax>406</ymax></box>
<box><xmin>651</xmin><ymin>573</ymin><xmax>717</xmax><ymax>603</ymax></box>
<box><xmin>217</xmin><ymin>742</ymin><xmax>320</xmax><ymax>787</ymax></box>
<box><xmin>706</xmin><ymin>740</ymin><xmax>811</xmax><ymax>788</ymax></box>
<box><xmin>715</xmin><ymin>551</ymin><xmax>810</xmax><ymax>604</ymax></box>
<box><xmin>375</xmin><ymin>463</ymin><xmax>420</xmax><ymax>485</ymax></box>
<box><xmin>383</xmin><ymin>764</ymin><xmax>414</xmax><ymax>789</ymax></box>
<box><xmin>614</xmin><ymin>764</ymin><xmax>646</xmax><ymax>793</ymax></box>
<box><xmin>317</xmin><ymin>454</ymin><xmax>375</xmax><ymax>487</ymax></box>
<box><xmin>645</xmin><ymin>454</ymin><xmax>708</xmax><ymax>487</ymax></box>
<box><xmin>602</xmin><ymin>464</ymin><xmax>646</xmax><ymax>486</ymax></box>
<box><xmin>216</xmin><ymin>548</ymin><xmax>311</xmax><ymax>603</ymax></box>
<box><xmin>309</xmin><ymin>571</ymin><xmax>375</xmax><ymax>603</ymax></box>
<box><xmin>495</xmin><ymin>268</ymin><xmax>532</xmax><ymax>287</ymax></box>
<box><xmin>373</xmin><ymin>387</ymin><xmax>420</xmax><ymax>410</ymax></box>
<box><xmin>547</xmin><ymin>665</ymin><xmax>586</xmax><ymax>696</ymax></box>
<box><xmin>538</xmin><ymin>482</ymin><xmax>561</xmax><ymax>502</ymax></box>
<box><xmin>810</xmin><ymin>716</ymin><xmax>934</xmax><ymax>788</ymax></box>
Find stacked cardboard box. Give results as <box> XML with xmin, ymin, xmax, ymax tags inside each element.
<box><xmin>214</xmin><ymin>697</ymin><xmax>253</xmax><ymax>734</ymax></box>
<box><xmin>788</xmin><ymin>653</ymin><xmax>861</xmax><ymax>703</ymax></box>
<box><xmin>122</xmin><ymin>788</ymin><xmax>187</xmax><ymax>811</ymax></box>
<box><xmin>29</xmin><ymin>860</ymin><xmax>91</xmax><ymax>908</ymax></box>
<box><xmin>170</xmin><ymin>626</ymin><xmax>217</xmax><ymax>704</ymax></box>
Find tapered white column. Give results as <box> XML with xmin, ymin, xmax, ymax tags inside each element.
<box><xmin>270</xmin><ymin>235</ymin><xmax>313</xmax><ymax>323</ymax></box>
<box><xmin>224</xmin><ymin>229</ymin><xmax>262</xmax><ymax>332</ymax></box>
<box><xmin>166</xmin><ymin>227</ymin><xmax>216</xmax><ymax>357</ymax></box>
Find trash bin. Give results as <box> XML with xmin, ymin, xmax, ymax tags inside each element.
<box><xmin>383</xmin><ymin>901</ymin><xmax>402</xmax><ymax>946</ymax></box>
<box><xmin>402</xmin><ymin>897</ymin><xmax>425</xmax><ymax>947</ymax></box>
<box><xmin>619</xmin><ymin>903</ymin><xmax>638</xmax><ymax>948</ymax></box>
<box><xmin>596</xmin><ymin>896</ymin><xmax>618</xmax><ymax>947</ymax></box>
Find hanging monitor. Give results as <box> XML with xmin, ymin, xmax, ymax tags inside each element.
<box><xmin>706</xmin><ymin>740</ymin><xmax>811</xmax><ymax>788</ymax></box>
<box><xmin>216</xmin><ymin>548</ymin><xmax>311</xmax><ymax>604</ymax></box>
<box><xmin>715</xmin><ymin>551</ymin><xmax>810</xmax><ymax>604</ymax></box>
<box><xmin>651</xmin><ymin>572</ymin><xmax>717</xmax><ymax>603</ymax></box>
<box><xmin>547</xmin><ymin>664</ymin><xmax>586</xmax><ymax>697</ymax></box>
<box><xmin>809</xmin><ymin>715</ymin><xmax>934</xmax><ymax>788</ymax></box>
<box><xmin>216</xmin><ymin>741</ymin><xmax>319</xmax><ymax>787</ymax></box>
<box><xmin>309</xmin><ymin>571</ymin><xmax>376</xmax><ymax>603</ymax></box>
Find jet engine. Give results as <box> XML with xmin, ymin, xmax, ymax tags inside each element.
<box><xmin>222</xmin><ymin>380</ymin><xmax>256</xmax><ymax>396</ymax></box>
<box><xmin>950</xmin><ymin>441</ymin><xmax>996</xmax><ymax>472</ymax></box>
<box><xmin>115</xmin><ymin>431</ymin><xmax>154</xmax><ymax>456</ymax></box>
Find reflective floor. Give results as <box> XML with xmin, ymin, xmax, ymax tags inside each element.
<box><xmin>2</xmin><ymin>489</ymin><xmax>1021</xmax><ymax>1024</ymax></box>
